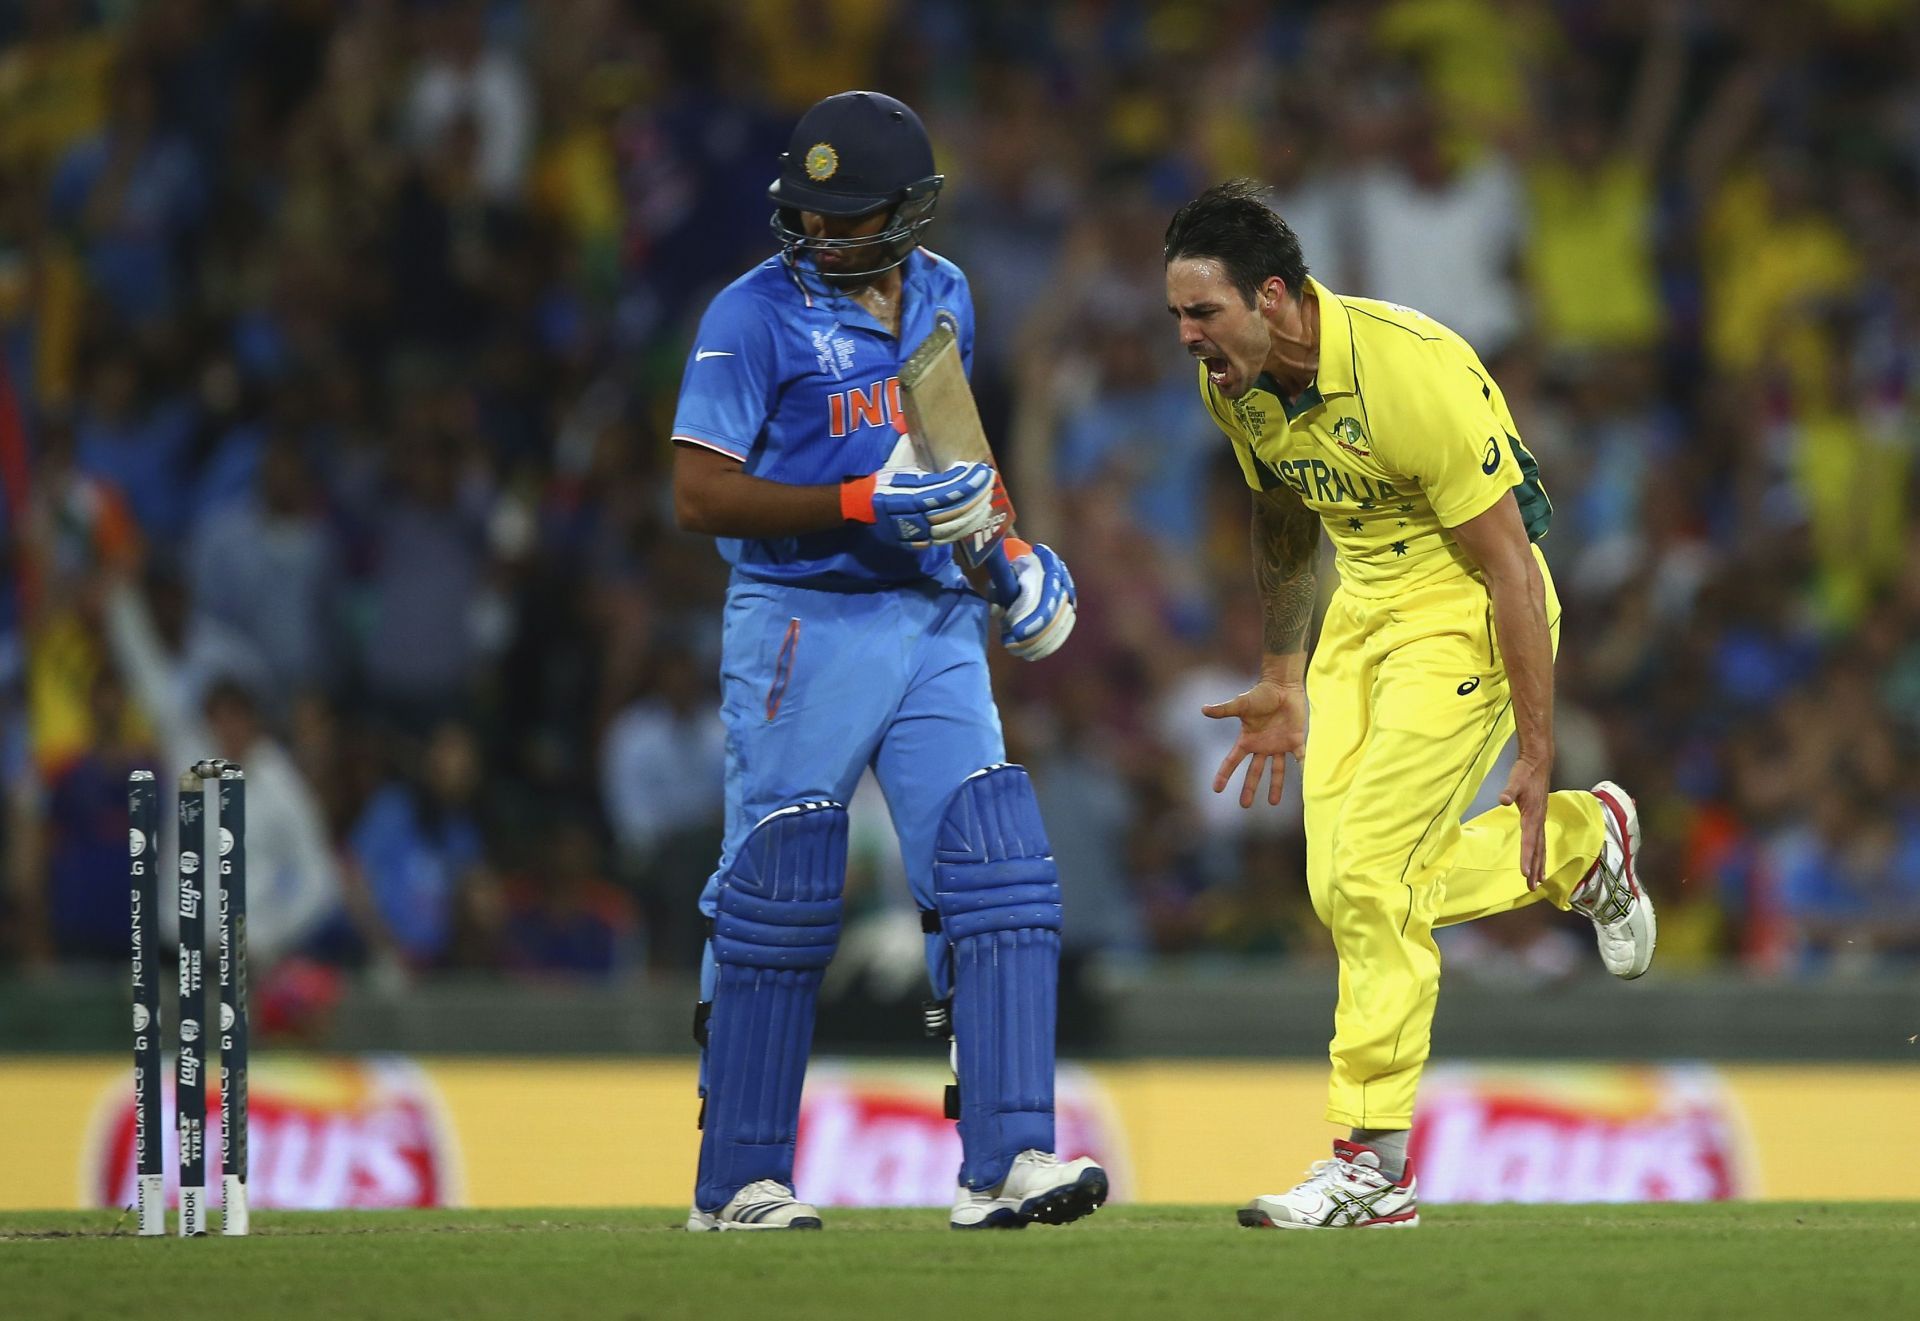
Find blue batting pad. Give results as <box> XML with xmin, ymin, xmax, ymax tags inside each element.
<box><xmin>933</xmin><ymin>765</ymin><xmax>1062</xmax><ymax>1190</ymax></box>
<box><xmin>695</xmin><ymin>800</ymin><xmax>847</xmax><ymax>1211</ymax></box>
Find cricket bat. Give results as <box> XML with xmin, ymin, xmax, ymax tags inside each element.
<box><xmin>897</xmin><ymin>323</ymin><xmax>1021</xmax><ymax>603</ymax></box>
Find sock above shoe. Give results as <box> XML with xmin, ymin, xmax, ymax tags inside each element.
<box><xmin>1347</xmin><ymin>1129</ymin><xmax>1409</xmax><ymax>1180</ymax></box>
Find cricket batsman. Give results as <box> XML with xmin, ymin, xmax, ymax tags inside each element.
<box><xmin>669</xmin><ymin>90</ymin><xmax>1105</xmax><ymax>1231</ymax></box>
<box><xmin>1164</xmin><ymin>180</ymin><xmax>1656</xmax><ymax>1229</ymax></box>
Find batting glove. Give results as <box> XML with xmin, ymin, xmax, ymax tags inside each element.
<box><xmin>995</xmin><ymin>539</ymin><xmax>1076</xmax><ymax>662</ymax></box>
<box><xmin>841</xmin><ymin>461</ymin><xmax>996</xmax><ymax>549</ymax></box>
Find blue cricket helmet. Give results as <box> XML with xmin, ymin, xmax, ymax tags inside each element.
<box><xmin>769</xmin><ymin>90</ymin><xmax>944</xmax><ymax>283</ymax></box>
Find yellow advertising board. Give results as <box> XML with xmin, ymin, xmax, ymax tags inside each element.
<box><xmin>0</xmin><ymin>1056</ymin><xmax>1912</xmax><ymax>1210</ymax></box>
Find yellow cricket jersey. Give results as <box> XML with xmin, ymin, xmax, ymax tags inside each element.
<box><xmin>1198</xmin><ymin>278</ymin><xmax>1550</xmax><ymax>601</ymax></box>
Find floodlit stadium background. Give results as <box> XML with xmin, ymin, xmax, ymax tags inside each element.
<box><xmin>1</xmin><ymin>0</ymin><xmax>1916</xmax><ymax>1210</ymax></box>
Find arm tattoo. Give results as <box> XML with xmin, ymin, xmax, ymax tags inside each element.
<box><xmin>1252</xmin><ymin>490</ymin><xmax>1320</xmax><ymax>655</ymax></box>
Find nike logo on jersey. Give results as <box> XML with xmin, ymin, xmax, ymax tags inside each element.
<box><xmin>1457</xmin><ymin>678</ymin><xmax>1481</xmax><ymax>695</ymax></box>
<box><xmin>1481</xmin><ymin>438</ymin><xmax>1500</xmax><ymax>474</ymax></box>
<box><xmin>695</xmin><ymin>349</ymin><xmax>734</xmax><ymax>361</ymax></box>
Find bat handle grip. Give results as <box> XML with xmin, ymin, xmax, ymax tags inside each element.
<box><xmin>986</xmin><ymin>544</ymin><xmax>1022</xmax><ymax>608</ymax></box>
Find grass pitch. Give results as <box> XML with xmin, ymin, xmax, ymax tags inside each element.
<box><xmin>3</xmin><ymin>1204</ymin><xmax>1914</xmax><ymax>1320</ymax></box>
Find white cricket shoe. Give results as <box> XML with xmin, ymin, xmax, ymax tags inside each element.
<box><xmin>1573</xmin><ymin>781</ymin><xmax>1657</xmax><ymax>979</ymax></box>
<box><xmin>685</xmin><ymin>1180</ymin><xmax>822</xmax><ymax>1232</ymax></box>
<box><xmin>1237</xmin><ymin>1141</ymin><xmax>1419</xmax><ymax>1230</ymax></box>
<box><xmin>950</xmin><ymin>1150</ymin><xmax>1109</xmax><ymax>1230</ymax></box>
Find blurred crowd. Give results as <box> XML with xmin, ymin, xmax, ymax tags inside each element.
<box><xmin>3</xmin><ymin>0</ymin><xmax>1919</xmax><ymax>995</ymax></box>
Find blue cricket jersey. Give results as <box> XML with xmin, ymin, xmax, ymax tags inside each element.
<box><xmin>671</xmin><ymin>249</ymin><xmax>977</xmax><ymax>587</ymax></box>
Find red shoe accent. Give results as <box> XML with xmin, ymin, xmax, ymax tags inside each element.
<box><xmin>1592</xmin><ymin>786</ymin><xmax>1640</xmax><ymax>897</ymax></box>
<box><xmin>1332</xmin><ymin>1140</ymin><xmax>1414</xmax><ymax>1188</ymax></box>
<box><xmin>1363</xmin><ymin>1207</ymin><xmax>1420</xmax><ymax>1226</ymax></box>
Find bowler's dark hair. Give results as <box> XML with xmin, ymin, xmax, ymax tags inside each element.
<box><xmin>1163</xmin><ymin>179</ymin><xmax>1309</xmax><ymax>306</ymax></box>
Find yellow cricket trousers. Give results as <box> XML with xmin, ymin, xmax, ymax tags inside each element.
<box><xmin>1302</xmin><ymin>547</ymin><xmax>1606</xmax><ymax>1129</ymax></box>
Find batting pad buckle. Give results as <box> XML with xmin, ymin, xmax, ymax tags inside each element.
<box><xmin>920</xmin><ymin>996</ymin><xmax>952</xmax><ymax>1040</ymax></box>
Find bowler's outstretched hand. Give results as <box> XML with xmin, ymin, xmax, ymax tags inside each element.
<box><xmin>1203</xmin><ymin>679</ymin><xmax>1307</xmax><ymax>808</ymax></box>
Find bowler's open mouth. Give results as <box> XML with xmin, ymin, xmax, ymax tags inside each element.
<box><xmin>1202</xmin><ymin>354</ymin><xmax>1229</xmax><ymax>387</ymax></box>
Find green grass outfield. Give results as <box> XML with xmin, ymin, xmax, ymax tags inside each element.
<box><xmin>4</xmin><ymin>1204</ymin><xmax>1915</xmax><ymax>1320</ymax></box>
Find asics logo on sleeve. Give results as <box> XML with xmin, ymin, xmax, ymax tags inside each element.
<box><xmin>1457</xmin><ymin>677</ymin><xmax>1481</xmax><ymax>695</ymax></box>
<box><xmin>1482</xmin><ymin>438</ymin><xmax>1500</xmax><ymax>474</ymax></box>
<box><xmin>695</xmin><ymin>349</ymin><xmax>735</xmax><ymax>361</ymax></box>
